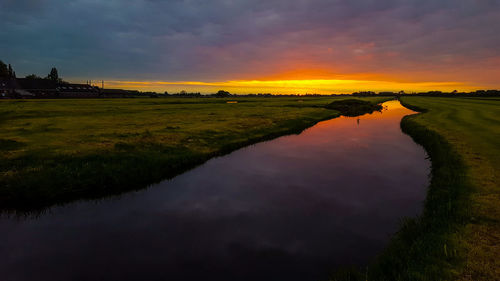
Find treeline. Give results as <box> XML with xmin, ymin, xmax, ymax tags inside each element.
<box><xmin>408</xmin><ymin>90</ymin><xmax>500</xmax><ymax>97</ymax></box>
<box><xmin>163</xmin><ymin>90</ymin><xmax>500</xmax><ymax>98</ymax></box>
<box><xmin>353</xmin><ymin>90</ymin><xmax>500</xmax><ymax>97</ymax></box>
<box><xmin>25</xmin><ymin>67</ymin><xmax>66</xmax><ymax>84</ymax></box>
<box><xmin>4</xmin><ymin>59</ymin><xmax>499</xmax><ymax>98</ymax></box>
<box><xmin>1</xmin><ymin>60</ymin><xmax>65</xmax><ymax>83</ymax></box>
<box><xmin>165</xmin><ymin>90</ymin><xmax>237</xmax><ymax>98</ymax></box>
<box><xmin>164</xmin><ymin>90</ymin><xmax>353</xmax><ymax>98</ymax></box>
<box><xmin>0</xmin><ymin>60</ymin><xmax>16</xmax><ymax>78</ymax></box>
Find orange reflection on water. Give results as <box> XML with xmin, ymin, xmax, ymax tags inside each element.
<box><xmin>284</xmin><ymin>100</ymin><xmax>417</xmax><ymax>148</ymax></box>
<box><xmin>0</xmin><ymin>101</ymin><xmax>430</xmax><ymax>281</ymax></box>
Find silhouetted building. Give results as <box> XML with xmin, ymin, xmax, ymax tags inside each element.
<box><xmin>16</xmin><ymin>78</ymin><xmax>58</xmax><ymax>97</ymax></box>
<box><xmin>99</xmin><ymin>88</ymin><xmax>136</xmax><ymax>98</ymax></box>
<box><xmin>57</xmin><ymin>83</ymin><xmax>99</xmax><ymax>98</ymax></box>
<box><xmin>0</xmin><ymin>78</ymin><xmax>17</xmax><ymax>98</ymax></box>
<box><xmin>0</xmin><ymin>78</ymin><xmax>125</xmax><ymax>98</ymax></box>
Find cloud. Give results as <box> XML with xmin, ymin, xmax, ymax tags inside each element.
<box><xmin>1</xmin><ymin>0</ymin><xmax>499</xmax><ymax>87</ymax></box>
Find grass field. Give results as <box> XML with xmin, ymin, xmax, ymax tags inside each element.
<box><xmin>3</xmin><ymin>96</ymin><xmax>497</xmax><ymax>279</ymax></box>
<box><xmin>0</xmin><ymin>96</ymin><xmax>389</xmax><ymax>211</ymax></box>
<box><xmin>368</xmin><ymin>97</ymin><xmax>499</xmax><ymax>281</ymax></box>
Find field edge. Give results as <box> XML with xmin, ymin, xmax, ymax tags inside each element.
<box><xmin>2</xmin><ymin>98</ymin><xmax>392</xmax><ymax>213</ymax></box>
<box><xmin>361</xmin><ymin>99</ymin><xmax>473</xmax><ymax>281</ymax></box>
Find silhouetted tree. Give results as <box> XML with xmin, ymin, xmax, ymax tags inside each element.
<box><xmin>215</xmin><ymin>90</ymin><xmax>231</xmax><ymax>97</ymax></box>
<box><xmin>26</xmin><ymin>74</ymin><xmax>42</xmax><ymax>79</ymax></box>
<box><xmin>47</xmin><ymin>67</ymin><xmax>59</xmax><ymax>82</ymax></box>
<box><xmin>7</xmin><ymin>64</ymin><xmax>16</xmax><ymax>78</ymax></box>
<box><xmin>0</xmin><ymin>60</ymin><xmax>9</xmax><ymax>77</ymax></box>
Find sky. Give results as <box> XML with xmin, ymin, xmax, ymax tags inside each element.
<box><xmin>1</xmin><ymin>0</ymin><xmax>499</xmax><ymax>94</ymax></box>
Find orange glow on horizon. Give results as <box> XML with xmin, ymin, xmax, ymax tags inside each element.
<box><xmin>101</xmin><ymin>78</ymin><xmax>482</xmax><ymax>94</ymax></box>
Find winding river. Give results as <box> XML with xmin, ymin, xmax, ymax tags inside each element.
<box><xmin>0</xmin><ymin>100</ymin><xmax>429</xmax><ymax>281</ymax></box>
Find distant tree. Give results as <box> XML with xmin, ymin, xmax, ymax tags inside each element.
<box><xmin>47</xmin><ymin>67</ymin><xmax>59</xmax><ymax>82</ymax></box>
<box><xmin>378</xmin><ymin>92</ymin><xmax>396</xmax><ymax>96</ymax></box>
<box><xmin>215</xmin><ymin>90</ymin><xmax>231</xmax><ymax>97</ymax></box>
<box><xmin>26</xmin><ymin>74</ymin><xmax>42</xmax><ymax>79</ymax></box>
<box><xmin>352</xmin><ymin>91</ymin><xmax>375</xmax><ymax>97</ymax></box>
<box><xmin>0</xmin><ymin>60</ymin><xmax>9</xmax><ymax>77</ymax></box>
<box><xmin>7</xmin><ymin>64</ymin><xmax>16</xmax><ymax>78</ymax></box>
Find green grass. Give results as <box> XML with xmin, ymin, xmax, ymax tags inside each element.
<box><xmin>0</xmin><ymin>96</ymin><xmax>390</xmax><ymax>211</ymax></box>
<box><xmin>362</xmin><ymin>97</ymin><xmax>499</xmax><ymax>281</ymax></box>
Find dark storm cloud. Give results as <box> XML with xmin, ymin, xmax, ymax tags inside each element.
<box><xmin>1</xmin><ymin>0</ymin><xmax>499</xmax><ymax>83</ymax></box>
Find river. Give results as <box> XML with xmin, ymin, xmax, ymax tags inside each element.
<box><xmin>0</xmin><ymin>100</ymin><xmax>430</xmax><ymax>281</ymax></box>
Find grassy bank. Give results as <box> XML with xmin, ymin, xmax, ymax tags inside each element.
<box><xmin>325</xmin><ymin>99</ymin><xmax>383</xmax><ymax>116</ymax></box>
<box><xmin>363</xmin><ymin>97</ymin><xmax>499</xmax><ymax>280</ymax></box>
<box><xmin>0</xmin><ymin>96</ymin><xmax>390</xmax><ymax>211</ymax></box>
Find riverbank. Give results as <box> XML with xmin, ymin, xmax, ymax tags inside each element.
<box><xmin>325</xmin><ymin>99</ymin><xmax>383</xmax><ymax>116</ymax></box>
<box><xmin>0</xmin><ymin>97</ymin><xmax>391</xmax><ymax>211</ymax></box>
<box><xmin>366</xmin><ymin>97</ymin><xmax>499</xmax><ymax>280</ymax></box>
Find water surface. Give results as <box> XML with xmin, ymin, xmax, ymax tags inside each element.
<box><xmin>0</xmin><ymin>100</ymin><xmax>429</xmax><ymax>281</ymax></box>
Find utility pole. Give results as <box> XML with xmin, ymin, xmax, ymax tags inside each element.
<box><xmin>102</xmin><ymin>80</ymin><xmax>104</xmax><ymax>89</ymax></box>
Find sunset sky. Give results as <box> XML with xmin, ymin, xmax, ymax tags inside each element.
<box><xmin>1</xmin><ymin>0</ymin><xmax>499</xmax><ymax>94</ymax></box>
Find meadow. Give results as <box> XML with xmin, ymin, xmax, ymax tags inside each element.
<box><xmin>2</xmin><ymin>96</ymin><xmax>498</xmax><ymax>280</ymax></box>
<box><xmin>0</xmin><ymin>96</ymin><xmax>388</xmax><ymax>211</ymax></box>
<box><xmin>366</xmin><ymin>97</ymin><xmax>499</xmax><ymax>281</ymax></box>
<box><xmin>0</xmin><ymin>97</ymin><xmax>500</xmax><ymax>280</ymax></box>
